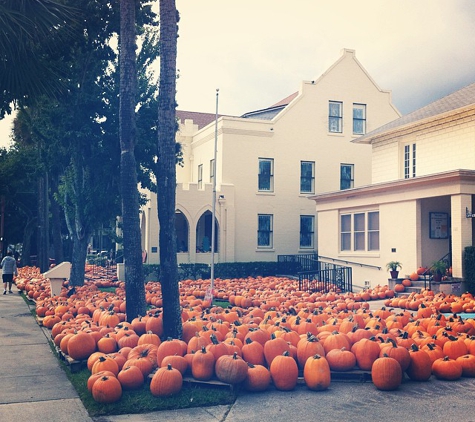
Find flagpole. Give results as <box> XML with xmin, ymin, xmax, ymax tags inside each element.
<box><xmin>210</xmin><ymin>89</ymin><xmax>219</xmax><ymax>295</ymax></box>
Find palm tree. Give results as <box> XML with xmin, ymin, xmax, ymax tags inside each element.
<box><xmin>119</xmin><ymin>0</ymin><xmax>147</xmax><ymax>320</ymax></box>
<box><xmin>157</xmin><ymin>0</ymin><xmax>182</xmax><ymax>339</ymax></box>
<box><xmin>0</xmin><ymin>0</ymin><xmax>77</xmax><ymax>117</ymax></box>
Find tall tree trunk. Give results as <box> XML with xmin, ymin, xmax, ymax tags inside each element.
<box><xmin>70</xmin><ymin>234</ymin><xmax>88</xmax><ymax>286</ymax></box>
<box><xmin>37</xmin><ymin>172</ymin><xmax>49</xmax><ymax>272</ymax></box>
<box><xmin>21</xmin><ymin>216</ymin><xmax>37</xmax><ymax>267</ymax></box>
<box><xmin>119</xmin><ymin>0</ymin><xmax>146</xmax><ymax>321</ymax></box>
<box><xmin>50</xmin><ymin>175</ymin><xmax>64</xmax><ymax>264</ymax></box>
<box><xmin>157</xmin><ymin>0</ymin><xmax>181</xmax><ymax>339</ymax></box>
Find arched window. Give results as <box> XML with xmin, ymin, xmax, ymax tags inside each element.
<box><xmin>175</xmin><ymin>210</ymin><xmax>189</xmax><ymax>252</ymax></box>
<box><xmin>196</xmin><ymin>211</ymin><xmax>218</xmax><ymax>253</ymax></box>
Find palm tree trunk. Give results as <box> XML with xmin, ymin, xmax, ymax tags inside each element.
<box><xmin>119</xmin><ymin>0</ymin><xmax>146</xmax><ymax>321</ymax></box>
<box><xmin>157</xmin><ymin>0</ymin><xmax>182</xmax><ymax>339</ymax></box>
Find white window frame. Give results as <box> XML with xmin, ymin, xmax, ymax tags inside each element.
<box><xmin>258</xmin><ymin>158</ymin><xmax>274</xmax><ymax>192</ymax></box>
<box><xmin>404</xmin><ymin>143</ymin><xmax>416</xmax><ymax>179</ymax></box>
<box><xmin>300</xmin><ymin>161</ymin><xmax>315</xmax><ymax>194</ymax></box>
<box><xmin>197</xmin><ymin>164</ymin><xmax>203</xmax><ymax>189</ymax></box>
<box><xmin>300</xmin><ymin>215</ymin><xmax>315</xmax><ymax>249</ymax></box>
<box><xmin>329</xmin><ymin>101</ymin><xmax>342</xmax><ymax>133</ymax></box>
<box><xmin>340</xmin><ymin>211</ymin><xmax>379</xmax><ymax>252</ymax></box>
<box><xmin>210</xmin><ymin>159</ymin><xmax>215</xmax><ymax>184</ymax></box>
<box><xmin>340</xmin><ymin>164</ymin><xmax>354</xmax><ymax>190</ymax></box>
<box><xmin>353</xmin><ymin>103</ymin><xmax>366</xmax><ymax>135</ymax></box>
<box><xmin>257</xmin><ymin>214</ymin><xmax>273</xmax><ymax>248</ymax></box>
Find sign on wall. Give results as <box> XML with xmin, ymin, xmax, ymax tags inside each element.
<box><xmin>430</xmin><ymin>212</ymin><xmax>448</xmax><ymax>239</ymax></box>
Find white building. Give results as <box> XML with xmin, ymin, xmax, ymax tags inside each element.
<box><xmin>313</xmin><ymin>81</ymin><xmax>475</xmax><ymax>289</ymax></box>
<box><xmin>140</xmin><ymin>49</ymin><xmax>400</xmax><ymax>266</ymax></box>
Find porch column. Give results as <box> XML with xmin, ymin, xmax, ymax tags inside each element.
<box><xmin>451</xmin><ymin>194</ymin><xmax>473</xmax><ymax>278</ymax></box>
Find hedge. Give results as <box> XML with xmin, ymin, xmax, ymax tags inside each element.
<box><xmin>143</xmin><ymin>261</ymin><xmax>285</xmax><ymax>282</ymax></box>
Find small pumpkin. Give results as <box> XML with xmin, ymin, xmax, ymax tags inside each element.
<box><xmin>406</xmin><ymin>344</ymin><xmax>432</xmax><ymax>381</ymax></box>
<box><xmin>456</xmin><ymin>354</ymin><xmax>475</xmax><ymax>377</ymax></box>
<box><xmin>270</xmin><ymin>351</ymin><xmax>298</xmax><ymax>391</ymax></box>
<box><xmin>215</xmin><ymin>352</ymin><xmax>248</xmax><ymax>384</ymax></box>
<box><xmin>303</xmin><ymin>354</ymin><xmax>331</xmax><ymax>391</ymax></box>
<box><xmin>325</xmin><ymin>347</ymin><xmax>356</xmax><ymax>372</ymax></box>
<box><xmin>432</xmin><ymin>356</ymin><xmax>462</xmax><ymax>380</ymax></box>
<box><xmin>244</xmin><ymin>363</ymin><xmax>271</xmax><ymax>392</ymax></box>
<box><xmin>92</xmin><ymin>375</ymin><xmax>122</xmax><ymax>403</ymax></box>
<box><xmin>150</xmin><ymin>363</ymin><xmax>183</xmax><ymax>397</ymax></box>
<box><xmin>371</xmin><ymin>355</ymin><xmax>402</xmax><ymax>391</ymax></box>
<box><xmin>117</xmin><ymin>365</ymin><xmax>144</xmax><ymax>390</ymax></box>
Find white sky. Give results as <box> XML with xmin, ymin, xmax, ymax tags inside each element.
<box><xmin>1</xmin><ymin>0</ymin><xmax>475</xmax><ymax>148</ymax></box>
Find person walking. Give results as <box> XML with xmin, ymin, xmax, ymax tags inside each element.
<box><xmin>1</xmin><ymin>250</ymin><xmax>18</xmax><ymax>294</ymax></box>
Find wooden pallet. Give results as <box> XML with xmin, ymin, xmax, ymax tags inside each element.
<box><xmin>55</xmin><ymin>345</ymin><xmax>87</xmax><ymax>373</ymax></box>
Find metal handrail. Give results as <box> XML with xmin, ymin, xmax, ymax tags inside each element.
<box><xmin>318</xmin><ymin>255</ymin><xmax>381</xmax><ymax>270</ymax></box>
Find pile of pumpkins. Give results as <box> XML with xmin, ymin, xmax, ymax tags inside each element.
<box><xmin>15</xmin><ymin>266</ymin><xmax>475</xmax><ymax>403</ymax></box>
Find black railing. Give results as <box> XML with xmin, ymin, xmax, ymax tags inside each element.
<box><xmin>277</xmin><ymin>253</ymin><xmax>319</xmax><ymax>275</ymax></box>
<box><xmin>298</xmin><ymin>262</ymin><xmax>352</xmax><ymax>293</ymax></box>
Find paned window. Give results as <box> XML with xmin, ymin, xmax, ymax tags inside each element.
<box><xmin>353</xmin><ymin>103</ymin><xmax>366</xmax><ymax>135</ymax></box>
<box><xmin>300</xmin><ymin>161</ymin><xmax>315</xmax><ymax>193</ymax></box>
<box><xmin>258</xmin><ymin>158</ymin><xmax>274</xmax><ymax>191</ymax></box>
<box><xmin>329</xmin><ymin>101</ymin><xmax>342</xmax><ymax>133</ymax></box>
<box><xmin>197</xmin><ymin>164</ymin><xmax>203</xmax><ymax>189</ymax></box>
<box><xmin>257</xmin><ymin>214</ymin><xmax>273</xmax><ymax>247</ymax></box>
<box><xmin>340</xmin><ymin>164</ymin><xmax>354</xmax><ymax>190</ymax></box>
<box><xmin>404</xmin><ymin>143</ymin><xmax>416</xmax><ymax>178</ymax></box>
<box><xmin>300</xmin><ymin>215</ymin><xmax>315</xmax><ymax>248</ymax></box>
<box><xmin>340</xmin><ymin>211</ymin><xmax>379</xmax><ymax>252</ymax></box>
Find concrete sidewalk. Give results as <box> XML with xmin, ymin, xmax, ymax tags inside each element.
<box><xmin>0</xmin><ymin>288</ymin><xmax>93</xmax><ymax>422</ymax></box>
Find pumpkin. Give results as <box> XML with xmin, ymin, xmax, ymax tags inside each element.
<box><xmin>371</xmin><ymin>355</ymin><xmax>402</xmax><ymax>391</ymax></box>
<box><xmin>406</xmin><ymin>344</ymin><xmax>432</xmax><ymax>381</ymax></box>
<box><xmin>215</xmin><ymin>352</ymin><xmax>248</xmax><ymax>384</ymax></box>
<box><xmin>456</xmin><ymin>354</ymin><xmax>475</xmax><ymax>377</ymax></box>
<box><xmin>87</xmin><ymin>370</ymin><xmax>116</xmax><ymax>393</ymax></box>
<box><xmin>322</xmin><ymin>331</ymin><xmax>351</xmax><ymax>354</ymax></box>
<box><xmin>244</xmin><ymin>363</ymin><xmax>271</xmax><ymax>392</ymax></box>
<box><xmin>380</xmin><ymin>338</ymin><xmax>411</xmax><ymax>371</ymax></box>
<box><xmin>303</xmin><ymin>354</ymin><xmax>331</xmax><ymax>391</ymax></box>
<box><xmin>296</xmin><ymin>333</ymin><xmax>325</xmax><ymax>369</ymax></box>
<box><xmin>191</xmin><ymin>346</ymin><xmax>215</xmax><ymax>381</ymax></box>
<box><xmin>67</xmin><ymin>331</ymin><xmax>96</xmax><ymax>361</ymax></box>
<box><xmin>156</xmin><ymin>338</ymin><xmax>187</xmax><ymax>366</ymax></box>
<box><xmin>351</xmin><ymin>337</ymin><xmax>381</xmax><ymax>371</ymax></box>
<box><xmin>97</xmin><ymin>334</ymin><xmax>118</xmax><ymax>354</ymax></box>
<box><xmin>264</xmin><ymin>335</ymin><xmax>290</xmax><ymax>367</ymax></box>
<box><xmin>117</xmin><ymin>365</ymin><xmax>144</xmax><ymax>390</ymax></box>
<box><xmin>150</xmin><ymin>364</ymin><xmax>183</xmax><ymax>397</ymax></box>
<box><xmin>394</xmin><ymin>284</ymin><xmax>405</xmax><ymax>293</ymax></box>
<box><xmin>270</xmin><ymin>351</ymin><xmax>298</xmax><ymax>391</ymax></box>
<box><xmin>442</xmin><ymin>335</ymin><xmax>468</xmax><ymax>360</ymax></box>
<box><xmin>241</xmin><ymin>338</ymin><xmax>266</xmax><ymax>366</ymax></box>
<box><xmin>432</xmin><ymin>356</ymin><xmax>462</xmax><ymax>380</ymax></box>
<box><xmin>92</xmin><ymin>355</ymin><xmax>120</xmax><ymax>376</ymax></box>
<box><xmin>161</xmin><ymin>355</ymin><xmax>188</xmax><ymax>375</ymax></box>
<box><xmin>325</xmin><ymin>347</ymin><xmax>356</xmax><ymax>371</ymax></box>
<box><xmin>409</xmin><ymin>272</ymin><xmax>420</xmax><ymax>281</ymax></box>
<box><xmin>92</xmin><ymin>375</ymin><xmax>122</xmax><ymax>403</ymax></box>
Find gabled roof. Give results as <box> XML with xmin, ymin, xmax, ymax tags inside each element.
<box><xmin>355</xmin><ymin>81</ymin><xmax>475</xmax><ymax>144</ymax></box>
<box><xmin>176</xmin><ymin>110</ymin><xmax>228</xmax><ymax>130</ymax></box>
<box><xmin>240</xmin><ymin>92</ymin><xmax>298</xmax><ymax>120</ymax></box>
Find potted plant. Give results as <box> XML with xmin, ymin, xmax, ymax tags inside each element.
<box><xmin>430</xmin><ymin>260</ymin><xmax>447</xmax><ymax>282</ymax></box>
<box><xmin>386</xmin><ymin>261</ymin><xmax>402</xmax><ymax>279</ymax></box>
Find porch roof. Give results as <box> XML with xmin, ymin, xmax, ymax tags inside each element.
<box><xmin>310</xmin><ymin>169</ymin><xmax>475</xmax><ymax>207</ymax></box>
